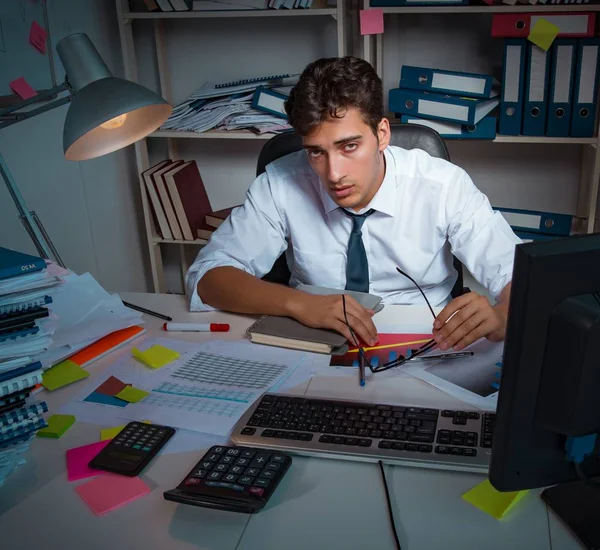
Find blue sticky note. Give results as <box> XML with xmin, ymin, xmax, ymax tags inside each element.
<box><xmin>84</xmin><ymin>391</ymin><xmax>128</xmax><ymax>407</ymax></box>
<box><xmin>491</xmin><ymin>382</ymin><xmax>500</xmax><ymax>390</ymax></box>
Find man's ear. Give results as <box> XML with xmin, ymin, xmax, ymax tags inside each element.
<box><xmin>377</xmin><ymin>117</ymin><xmax>391</xmax><ymax>151</ymax></box>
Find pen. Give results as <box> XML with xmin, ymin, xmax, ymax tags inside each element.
<box><xmin>411</xmin><ymin>351</ymin><xmax>474</xmax><ymax>362</ymax></box>
<box><xmin>359</xmin><ymin>354</ymin><xmax>366</xmax><ymax>387</ymax></box>
<box><xmin>163</xmin><ymin>322</ymin><xmax>230</xmax><ymax>332</ymax></box>
<box><xmin>122</xmin><ymin>301</ymin><xmax>172</xmax><ymax>322</ymax></box>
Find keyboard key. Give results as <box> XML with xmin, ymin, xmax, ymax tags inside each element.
<box><xmin>466</xmin><ymin>438</ymin><xmax>477</xmax><ymax>447</ymax></box>
<box><xmin>467</xmin><ymin>412</ymin><xmax>480</xmax><ymax>420</ymax></box>
<box><xmin>378</xmin><ymin>440</ymin><xmax>392</xmax><ymax>449</ymax></box>
<box><xmin>332</xmin><ymin>437</ymin><xmax>345</xmax><ymax>445</ymax></box>
<box><xmin>241</xmin><ymin>427</ymin><xmax>256</xmax><ymax>435</ymax></box>
<box><xmin>435</xmin><ymin>445</ymin><xmax>449</xmax><ymax>454</ymax></box>
<box><xmin>455</xmin><ymin>411</ymin><xmax>467</xmax><ymax>418</ymax></box>
<box><xmin>405</xmin><ymin>443</ymin><xmax>419</xmax><ymax>452</ymax></box>
<box><xmin>464</xmin><ymin>448</ymin><xmax>477</xmax><ymax>457</ymax></box>
<box><xmin>261</xmin><ymin>430</ymin><xmax>275</xmax><ymax>438</ymax></box>
<box><xmin>450</xmin><ymin>447</ymin><xmax>463</xmax><ymax>455</ymax></box>
<box><xmin>392</xmin><ymin>442</ymin><xmax>406</xmax><ymax>451</ymax></box>
<box><xmin>358</xmin><ymin>439</ymin><xmax>372</xmax><ymax>447</ymax></box>
<box><xmin>442</xmin><ymin>410</ymin><xmax>455</xmax><ymax>417</ymax></box>
<box><xmin>418</xmin><ymin>444</ymin><xmax>433</xmax><ymax>453</ymax></box>
<box><xmin>452</xmin><ymin>417</ymin><xmax>467</xmax><ymax>425</ymax></box>
<box><xmin>344</xmin><ymin>438</ymin><xmax>359</xmax><ymax>446</ymax></box>
<box><xmin>319</xmin><ymin>435</ymin><xmax>333</xmax><ymax>444</ymax></box>
<box><xmin>408</xmin><ymin>407</ymin><xmax>422</xmax><ymax>414</ymax></box>
<box><xmin>423</xmin><ymin>409</ymin><xmax>439</xmax><ymax>416</ymax></box>
<box><xmin>408</xmin><ymin>433</ymin><xmax>434</xmax><ymax>443</ymax></box>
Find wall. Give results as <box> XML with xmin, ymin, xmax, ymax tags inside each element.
<box><xmin>0</xmin><ymin>0</ymin><xmax>149</xmax><ymax>293</ymax></box>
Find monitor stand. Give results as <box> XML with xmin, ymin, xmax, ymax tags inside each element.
<box><xmin>541</xmin><ymin>480</ymin><xmax>600</xmax><ymax>550</ymax></box>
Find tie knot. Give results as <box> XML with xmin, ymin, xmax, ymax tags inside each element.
<box><xmin>343</xmin><ymin>208</ymin><xmax>374</xmax><ymax>233</ymax></box>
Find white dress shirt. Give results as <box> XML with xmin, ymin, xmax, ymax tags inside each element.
<box><xmin>186</xmin><ymin>145</ymin><xmax>521</xmax><ymax>311</ymax></box>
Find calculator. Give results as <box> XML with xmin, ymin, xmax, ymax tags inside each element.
<box><xmin>89</xmin><ymin>421</ymin><xmax>175</xmax><ymax>477</ymax></box>
<box><xmin>163</xmin><ymin>445</ymin><xmax>292</xmax><ymax>513</ymax></box>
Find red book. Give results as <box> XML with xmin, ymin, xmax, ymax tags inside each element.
<box><xmin>205</xmin><ymin>207</ymin><xmax>238</xmax><ymax>229</ymax></box>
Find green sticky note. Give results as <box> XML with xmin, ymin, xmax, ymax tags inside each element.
<box><xmin>132</xmin><ymin>344</ymin><xmax>180</xmax><ymax>369</ymax></box>
<box><xmin>528</xmin><ymin>18</ymin><xmax>560</xmax><ymax>52</ymax></box>
<box><xmin>115</xmin><ymin>386</ymin><xmax>150</xmax><ymax>403</ymax></box>
<box><xmin>42</xmin><ymin>360</ymin><xmax>89</xmax><ymax>391</ymax></box>
<box><xmin>462</xmin><ymin>479</ymin><xmax>529</xmax><ymax>519</ymax></box>
<box><xmin>36</xmin><ymin>414</ymin><xmax>76</xmax><ymax>439</ymax></box>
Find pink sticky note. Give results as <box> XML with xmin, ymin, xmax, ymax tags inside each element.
<box><xmin>66</xmin><ymin>440</ymin><xmax>110</xmax><ymax>481</ymax></box>
<box><xmin>9</xmin><ymin>77</ymin><xmax>37</xmax><ymax>100</ymax></box>
<box><xmin>30</xmin><ymin>21</ymin><xmax>47</xmax><ymax>54</ymax></box>
<box><xmin>75</xmin><ymin>473</ymin><xmax>151</xmax><ymax>516</ymax></box>
<box><xmin>360</xmin><ymin>9</ymin><xmax>384</xmax><ymax>36</ymax></box>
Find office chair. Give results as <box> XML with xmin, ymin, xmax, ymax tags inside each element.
<box><xmin>256</xmin><ymin>123</ymin><xmax>468</xmax><ymax>299</ymax></box>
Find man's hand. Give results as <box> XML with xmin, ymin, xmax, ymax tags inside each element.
<box><xmin>432</xmin><ymin>290</ymin><xmax>509</xmax><ymax>351</ymax></box>
<box><xmin>288</xmin><ymin>293</ymin><xmax>378</xmax><ymax>346</ymax></box>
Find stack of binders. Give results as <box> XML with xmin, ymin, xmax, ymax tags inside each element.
<box><xmin>0</xmin><ymin>248</ymin><xmax>53</xmax><ymax>486</ymax></box>
<box><xmin>493</xmin><ymin>13</ymin><xmax>600</xmax><ymax>138</ymax></box>
<box><xmin>389</xmin><ymin>66</ymin><xmax>500</xmax><ymax>140</ymax></box>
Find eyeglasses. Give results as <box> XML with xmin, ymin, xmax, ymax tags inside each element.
<box><xmin>341</xmin><ymin>267</ymin><xmax>437</xmax><ymax>374</ymax></box>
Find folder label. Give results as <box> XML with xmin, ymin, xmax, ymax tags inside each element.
<box><xmin>419</xmin><ymin>99</ymin><xmax>468</xmax><ymax>121</ymax></box>
<box><xmin>529</xmin><ymin>47</ymin><xmax>547</xmax><ymax>102</ymax></box>
<box><xmin>554</xmin><ymin>46</ymin><xmax>574</xmax><ymax>103</ymax></box>
<box><xmin>500</xmin><ymin>211</ymin><xmax>542</xmax><ymax>230</ymax></box>
<box><xmin>578</xmin><ymin>46</ymin><xmax>598</xmax><ymax>104</ymax></box>
<box><xmin>431</xmin><ymin>74</ymin><xmax>485</xmax><ymax>95</ymax></box>
<box><xmin>531</xmin><ymin>15</ymin><xmax>588</xmax><ymax>35</ymax></box>
<box><xmin>505</xmin><ymin>46</ymin><xmax>522</xmax><ymax>103</ymax></box>
<box><xmin>257</xmin><ymin>92</ymin><xmax>286</xmax><ymax>115</ymax></box>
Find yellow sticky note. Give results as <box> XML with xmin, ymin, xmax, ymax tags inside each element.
<box><xmin>528</xmin><ymin>18</ymin><xmax>560</xmax><ymax>52</ymax></box>
<box><xmin>100</xmin><ymin>420</ymin><xmax>151</xmax><ymax>441</ymax></box>
<box><xmin>132</xmin><ymin>344</ymin><xmax>180</xmax><ymax>369</ymax></box>
<box><xmin>42</xmin><ymin>360</ymin><xmax>89</xmax><ymax>391</ymax></box>
<box><xmin>115</xmin><ymin>386</ymin><xmax>150</xmax><ymax>403</ymax></box>
<box><xmin>462</xmin><ymin>479</ymin><xmax>529</xmax><ymax>519</ymax></box>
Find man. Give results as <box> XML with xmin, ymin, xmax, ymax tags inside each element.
<box><xmin>186</xmin><ymin>57</ymin><xmax>521</xmax><ymax>352</ymax></box>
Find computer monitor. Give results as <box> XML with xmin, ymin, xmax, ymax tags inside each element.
<box><xmin>490</xmin><ymin>233</ymin><xmax>600</xmax><ymax>493</ymax></box>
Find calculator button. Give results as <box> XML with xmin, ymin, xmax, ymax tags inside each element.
<box><xmin>266</xmin><ymin>463</ymin><xmax>281</xmax><ymax>472</ymax></box>
<box><xmin>238</xmin><ymin>476</ymin><xmax>254</xmax><ymax>486</ymax></box>
<box><xmin>131</xmin><ymin>423</ymin><xmax>139</xmax><ymax>428</ymax></box>
<box><xmin>193</xmin><ymin>469</ymin><xmax>209</xmax><ymax>478</ymax></box>
<box><xmin>184</xmin><ymin>477</ymin><xmax>202</xmax><ymax>486</ymax></box>
<box><xmin>157</xmin><ymin>430</ymin><xmax>166</xmax><ymax>436</ymax></box>
<box><xmin>142</xmin><ymin>447</ymin><xmax>152</xmax><ymax>452</ymax></box>
<box><xmin>207</xmin><ymin>471</ymin><xmax>223</xmax><ymax>481</ymax></box>
<box><xmin>223</xmin><ymin>473</ymin><xmax>239</xmax><ymax>483</ymax></box>
<box><xmin>230</xmin><ymin>466</ymin><xmax>244</xmax><ymax>475</ymax></box>
<box><xmin>206</xmin><ymin>454</ymin><xmax>220</xmax><ymax>462</ymax></box>
<box><xmin>260</xmin><ymin>470</ymin><xmax>275</xmax><ymax>480</ymax></box>
<box><xmin>248</xmin><ymin>487</ymin><xmax>265</xmax><ymax>497</ymax></box>
<box><xmin>253</xmin><ymin>478</ymin><xmax>270</xmax><ymax>488</ymax></box>
<box><xmin>133</xmin><ymin>445</ymin><xmax>141</xmax><ymax>450</ymax></box>
<box><xmin>226</xmin><ymin>449</ymin><xmax>241</xmax><ymax>457</ymax></box>
<box><xmin>124</xmin><ymin>443</ymin><xmax>132</xmax><ymax>447</ymax></box>
<box><xmin>241</xmin><ymin>450</ymin><xmax>256</xmax><ymax>459</ymax></box>
<box><xmin>215</xmin><ymin>464</ymin><xmax>230</xmax><ymax>472</ymax></box>
<box><xmin>200</xmin><ymin>461</ymin><xmax>213</xmax><ymax>470</ymax></box>
<box><xmin>271</xmin><ymin>455</ymin><xmax>286</xmax><ymax>463</ymax></box>
<box><xmin>221</xmin><ymin>456</ymin><xmax>236</xmax><ymax>464</ymax></box>
<box><xmin>212</xmin><ymin>446</ymin><xmax>226</xmax><ymax>454</ymax></box>
<box><xmin>250</xmin><ymin>454</ymin><xmax>270</xmax><ymax>468</ymax></box>
<box><xmin>245</xmin><ymin>468</ymin><xmax>260</xmax><ymax>477</ymax></box>
<box><xmin>205</xmin><ymin>481</ymin><xmax>244</xmax><ymax>492</ymax></box>
<box><xmin>235</xmin><ymin>458</ymin><xmax>250</xmax><ymax>467</ymax></box>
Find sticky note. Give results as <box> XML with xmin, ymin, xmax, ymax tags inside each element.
<box><xmin>360</xmin><ymin>9</ymin><xmax>384</xmax><ymax>36</ymax></box>
<box><xmin>528</xmin><ymin>18</ymin><xmax>560</xmax><ymax>52</ymax></box>
<box><xmin>9</xmin><ymin>77</ymin><xmax>37</xmax><ymax>100</ymax></box>
<box><xmin>115</xmin><ymin>386</ymin><xmax>150</xmax><ymax>403</ymax></box>
<box><xmin>462</xmin><ymin>479</ymin><xmax>529</xmax><ymax>519</ymax></box>
<box><xmin>100</xmin><ymin>420</ymin><xmax>150</xmax><ymax>441</ymax></box>
<box><xmin>66</xmin><ymin>440</ymin><xmax>110</xmax><ymax>481</ymax></box>
<box><xmin>132</xmin><ymin>344</ymin><xmax>180</xmax><ymax>369</ymax></box>
<box><xmin>42</xmin><ymin>360</ymin><xmax>89</xmax><ymax>391</ymax></box>
<box><xmin>95</xmin><ymin>375</ymin><xmax>129</xmax><ymax>396</ymax></box>
<box><xmin>75</xmin><ymin>473</ymin><xmax>150</xmax><ymax>516</ymax></box>
<box><xmin>84</xmin><ymin>391</ymin><xmax>128</xmax><ymax>407</ymax></box>
<box><xmin>36</xmin><ymin>414</ymin><xmax>76</xmax><ymax>439</ymax></box>
<box><xmin>29</xmin><ymin>20</ymin><xmax>47</xmax><ymax>54</ymax></box>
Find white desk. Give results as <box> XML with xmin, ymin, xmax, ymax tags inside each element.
<box><xmin>0</xmin><ymin>293</ymin><xmax>582</xmax><ymax>550</ymax></box>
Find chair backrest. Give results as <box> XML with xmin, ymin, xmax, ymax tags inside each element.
<box><xmin>256</xmin><ymin>123</ymin><xmax>465</xmax><ymax>297</ymax></box>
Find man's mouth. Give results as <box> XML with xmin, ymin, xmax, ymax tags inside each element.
<box><xmin>331</xmin><ymin>185</ymin><xmax>353</xmax><ymax>199</ymax></box>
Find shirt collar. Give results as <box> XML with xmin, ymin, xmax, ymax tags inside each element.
<box><xmin>317</xmin><ymin>147</ymin><xmax>396</xmax><ymax>217</ymax></box>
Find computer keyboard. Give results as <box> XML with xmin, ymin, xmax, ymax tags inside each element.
<box><xmin>231</xmin><ymin>394</ymin><xmax>495</xmax><ymax>474</ymax></box>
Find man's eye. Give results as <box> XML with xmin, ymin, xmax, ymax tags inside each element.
<box><xmin>344</xmin><ymin>143</ymin><xmax>358</xmax><ymax>152</ymax></box>
<box><xmin>308</xmin><ymin>150</ymin><xmax>322</xmax><ymax>159</ymax></box>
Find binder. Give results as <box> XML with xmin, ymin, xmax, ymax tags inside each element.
<box><xmin>494</xmin><ymin>206</ymin><xmax>573</xmax><ymax>236</ymax></box>
<box><xmin>399</xmin><ymin>66</ymin><xmax>498</xmax><ymax>99</ymax></box>
<box><xmin>491</xmin><ymin>13</ymin><xmax>595</xmax><ymax>38</ymax></box>
<box><xmin>0</xmin><ymin>248</ymin><xmax>45</xmax><ymax>281</ymax></box>
<box><xmin>499</xmin><ymin>39</ymin><xmax>526</xmax><ymax>136</ymax></box>
<box><xmin>400</xmin><ymin>115</ymin><xmax>497</xmax><ymax>139</ymax></box>
<box><xmin>388</xmin><ymin>88</ymin><xmax>499</xmax><ymax>125</ymax></box>
<box><xmin>0</xmin><ymin>295</ymin><xmax>52</xmax><ymax>317</ymax></box>
<box><xmin>570</xmin><ymin>38</ymin><xmax>600</xmax><ymax>138</ymax></box>
<box><xmin>523</xmin><ymin>41</ymin><xmax>551</xmax><ymax>136</ymax></box>
<box><xmin>547</xmin><ymin>39</ymin><xmax>578</xmax><ymax>137</ymax></box>
<box><xmin>251</xmin><ymin>86</ymin><xmax>288</xmax><ymax>119</ymax></box>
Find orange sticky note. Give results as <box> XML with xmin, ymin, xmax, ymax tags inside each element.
<box><xmin>30</xmin><ymin>21</ymin><xmax>47</xmax><ymax>54</ymax></box>
<box><xmin>360</xmin><ymin>9</ymin><xmax>384</xmax><ymax>36</ymax></box>
<box><xmin>9</xmin><ymin>77</ymin><xmax>37</xmax><ymax>100</ymax></box>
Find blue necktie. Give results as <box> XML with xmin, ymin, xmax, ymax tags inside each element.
<box><xmin>342</xmin><ymin>208</ymin><xmax>374</xmax><ymax>293</ymax></box>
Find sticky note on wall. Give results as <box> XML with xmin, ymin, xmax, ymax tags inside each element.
<box><xmin>360</xmin><ymin>9</ymin><xmax>384</xmax><ymax>36</ymax></box>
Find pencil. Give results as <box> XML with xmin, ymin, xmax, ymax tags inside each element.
<box><xmin>122</xmin><ymin>301</ymin><xmax>172</xmax><ymax>322</ymax></box>
<box><xmin>359</xmin><ymin>355</ymin><xmax>366</xmax><ymax>387</ymax></box>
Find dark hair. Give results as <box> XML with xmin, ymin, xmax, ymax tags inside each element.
<box><xmin>284</xmin><ymin>56</ymin><xmax>384</xmax><ymax>137</ymax></box>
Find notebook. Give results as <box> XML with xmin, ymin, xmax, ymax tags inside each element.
<box><xmin>0</xmin><ymin>248</ymin><xmax>46</xmax><ymax>280</ymax></box>
<box><xmin>246</xmin><ymin>315</ymin><xmax>349</xmax><ymax>355</ymax></box>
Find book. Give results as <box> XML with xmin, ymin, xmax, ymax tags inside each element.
<box><xmin>142</xmin><ymin>160</ymin><xmax>174</xmax><ymax>240</ymax></box>
<box><xmin>196</xmin><ymin>223</ymin><xmax>215</xmax><ymax>240</ymax></box>
<box><xmin>152</xmin><ymin>160</ymin><xmax>185</xmax><ymax>240</ymax></box>
<box><xmin>0</xmin><ymin>248</ymin><xmax>46</xmax><ymax>281</ymax></box>
<box><xmin>164</xmin><ymin>161</ymin><xmax>212</xmax><ymax>241</ymax></box>
<box><xmin>246</xmin><ymin>315</ymin><xmax>349</xmax><ymax>355</ymax></box>
<box><xmin>205</xmin><ymin>207</ymin><xmax>238</xmax><ymax>229</ymax></box>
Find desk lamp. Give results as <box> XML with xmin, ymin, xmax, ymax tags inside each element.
<box><xmin>0</xmin><ymin>33</ymin><xmax>172</xmax><ymax>267</ymax></box>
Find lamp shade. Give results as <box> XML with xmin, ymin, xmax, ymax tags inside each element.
<box><xmin>56</xmin><ymin>33</ymin><xmax>172</xmax><ymax>161</ymax></box>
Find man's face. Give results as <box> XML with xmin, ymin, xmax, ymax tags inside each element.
<box><xmin>302</xmin><ymin>107</ymin><xmax>390</xmax><ymax>212</ymax></box>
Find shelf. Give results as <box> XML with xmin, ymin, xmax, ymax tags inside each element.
<box><xmin>149</xmin><ymin>129</ymin><xmax>279</xmax><ymax>139</ymax></box>
<box><xmin>379</xmin><ymin>4</ymin><xmax>600</xmax><ymax>13</ymax></box>
<box><xmin>492</xmin><ymin>136</ymin><xmax>597</xmax><ymax>144</ymax></box>
<box><xmin>153</xmin><ymin>238</ymin><xmax>208</xmax><ymax>245</ymax></box>
<box><xmin>123</xmin><ymin>9</ymin><xmax>336</xmax><ymax>19</ymax></box>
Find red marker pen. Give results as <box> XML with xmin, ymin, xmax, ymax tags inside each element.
<box><xmin>162</xmin><ymin>322</ymin><xmax>230</xmax><ymax>332</ymax></box>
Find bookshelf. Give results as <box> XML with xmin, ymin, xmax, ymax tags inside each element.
<box><xmin>116</xmin><ymin>0</ymin><xmax>350</xmax><ymax>292</ymax></box>
<box><xmin>362</xmin><ymin>3</ymin><xmax>600</xmax><ymax>237</ymax></box>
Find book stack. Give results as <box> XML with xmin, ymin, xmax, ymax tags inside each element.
<box><xmin>160</xmin><ymin>74</ymin><xmax>295</xmax><ymax>135</ymax></box>
<box><xmin>389</xmin><ymin>65</ymin><xmax>500</xmax><ymax>140</ymax></box>
<box><xmin>142</xmin><ymin>158</ymin><xmax>241</xmax><ymax>242</ymax></box>
<box><xmin>492</xmin><ymin>13</ymin><xmax>599</xmax><ymax>138</ymax></box>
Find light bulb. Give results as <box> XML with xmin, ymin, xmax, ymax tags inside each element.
<box><xmin>100</xmin><ymin>114</ymin><xmax>127</xmax><ymax>129</ymax></box>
